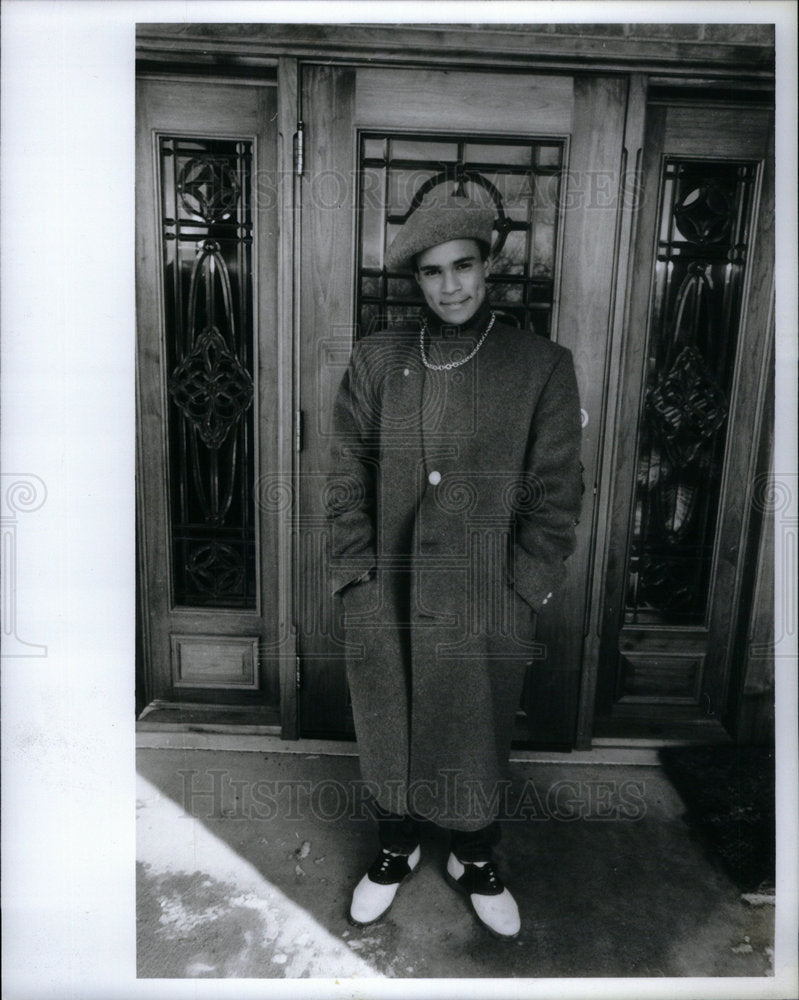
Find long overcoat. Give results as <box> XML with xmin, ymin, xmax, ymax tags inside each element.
<box><xmin>327</xmin><ymin>314</ymin><xmax>583</xmax><ymax>830</ymax></box>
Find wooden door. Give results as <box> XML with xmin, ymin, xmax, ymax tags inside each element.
<box><xmin>136</xmin><ymin>78</ymin><xmax>286</xmax><ymax>718</ymax></box>
<box><xmin>296</xmin><ymin>65</ymin><xmax>627</xmax><ymax>745</ymax></box>
<box><xmin>595</xmin><ymin>101</ymin><xmax>774</xmax><ymax>739</ymax></box>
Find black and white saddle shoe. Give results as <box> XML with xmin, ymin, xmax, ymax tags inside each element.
<box><xmin>348</xmin><ymin>845</ymin><xmax>421</xmax><ymax>927</ymax></box>
<box><xmin>445</xmin><ymin>853</ymin><xmax>521</xmax><ymax>939</ymax></box>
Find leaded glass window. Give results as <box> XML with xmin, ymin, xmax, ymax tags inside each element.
<box><xmin>159</xmin><ymin>136</ymin><xmax>256</xmax><ymax>608</ymax></box>
<box><xmin>356</xmin><ymin>134</ymin><xmax>565</xmax><ymax>338</ymax></box>
<box><xmin>625</xmin><ymin>159</ymin><xmax>758</xmax><ymax>625</ymax></box>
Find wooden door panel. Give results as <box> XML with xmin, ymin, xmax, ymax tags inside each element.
<box><xmin>596</xmin><ymin>100</ymin><xmax>774</xmax><ymax>736</ymax></box>
<box><xmin>705</xmin><ymin>113</ymin><xmax>774</xmax><ymax>727</ymax></box>
<box><xmin>529</xmin><ymin>75</ymin><xmax>627</xmax><ymax>745</ymax></box>
<box><xmin>354</xmin><ymin>68</ymin><xmax>573</xmax><ymax>133</ymax></box>
<box><xmin>296</xmin><ymin>66</ymin><xmax>358</xmax><ymax>737</ymax></box>
<box><xmin>136</xmin><ymin>79</ymin><xmax>281</xmax><ymax>711</ymax></box>
<box><xmin>662</xmin><ymin>106</ymin><xmax>771</xmax><ymax>157</ymax></box>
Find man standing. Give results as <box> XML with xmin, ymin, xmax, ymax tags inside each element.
<box><xmin>327</xmin><ymin>195</ymin><xmax>583</xmax><ymax>939</ymax></box>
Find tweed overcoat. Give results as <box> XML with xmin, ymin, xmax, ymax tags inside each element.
<box><xmin>327</xmin><ymin>311</ymin><xmax>583</xmax><ymax>830</ymax></box>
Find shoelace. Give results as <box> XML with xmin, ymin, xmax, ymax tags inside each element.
<box><xmin>472</xmin><ymin>861</ymin><xmax>498</xmax><ymax>882</ymax></box>
<box><xmin>462</xmin><ymin>859</ymin><xmax>501</xmax><ymax>891</ymax></box>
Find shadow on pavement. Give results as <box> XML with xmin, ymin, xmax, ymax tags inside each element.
<box><xmin>136</xmin><ymin>748</ymin><xmax>775</xmax><ymax>979</ymax></box>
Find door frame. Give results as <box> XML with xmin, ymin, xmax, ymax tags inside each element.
<box><xmin>135</xmin><ymin>28</ymin><xmax>776</xmax><ymax>745</ymax></box>
<box><xmin>276</xmin><ymin>57</ymin><xmax>301</xmax><ymax>738</ymax></box>
<box><xmin>292</xmin><ymin>60</ymin><xmax>632</xmax><ymax>746</ymax></box>
<box><xmin>573</xmin><ymin>73</ymin><xmax>650</xmax><ymax>746</ymax></box>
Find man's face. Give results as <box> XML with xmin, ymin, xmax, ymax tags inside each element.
<box><xmin>415</xmin><ymin>238</ymin><xmax>490</xmax><ymax>326</ymax></box>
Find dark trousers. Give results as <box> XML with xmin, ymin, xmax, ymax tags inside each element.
<box><xmin>374</xmin><ymin>802</ymin><xmax>501</xmax><ymax>863</ymax></box>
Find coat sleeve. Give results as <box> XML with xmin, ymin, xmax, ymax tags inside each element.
<box><xmin>326</xmin><ymin>341</ymin><xmax>379</xmax><ymax>595</ymax></box>
<box><xmin>509</xmin><ymin>347</ymin><xmax>583</xmax><ymax>612</ymax></box>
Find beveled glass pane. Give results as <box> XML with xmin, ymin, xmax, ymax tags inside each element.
<box><xmin>538</xmin><ymin>145</ymin><xmax>563</xmax><ymax>168</ymax></box>
<box><xmin>386</xmin><ymin>304</ymin><xmax>421</xmax><ymax>329</ymax></box>
<box><xmin>530</xmin><ymin>222</ymin><xmax>555</xmax><ymax>277</ymax></box>
<box><xmin>172</xmin><ymin>139</ymin><xmax>243</xmax><ymax>225</ymax></box>
<box><xmin>465</xmin><ymin>143</ymin><xmax>533</xmax><ymax>166</ymax></box>
<box><xmin>361</xmin><ymin>167</ymin><xmax>385</xmax><ymax>268</ymax></box>
<box><xmin>387</xmin><ymin>277</ymin><xmax>419</xmax><ymax>301</ymax></box>
<box><xmin>492</xmin><ymin>229</ymin><xmax>526</xmax><ymax>275</ymax></box>
<box><xmin>388</xmin><ymin>168</ymin><xmax>439</xmax><ymax>215</ymax></box>
<box><xmin>460</xmin><ymin>175</ymin><xmax>500</xmax><ymax>213</ymax></box>
<box><xmin>361</xmin><ymin>165</ymin><xmax>386</xmax><ymax>213</ymax></box>
<box><xmin>489</xmin><ymin>280</ymin><xmax>525</xmax><ymax>304</ymax></box>
<box><xmin>390</xmin><ymin>138</ymin><xmax>457</xmax><ymax>162</ymax></box>
<box><xmin>659</xmin><ymin>167</ymin><xmax>679</xmax><ymax>245</ymax></box>
<box><xmin>531</xmin><ymin>174</ymin><xmax>559</xmax><ymax>276</ymax></box>
<box><xmin>502</xmin><ymin>200</ymin><xmax>532</xmax><ymax>226</ymax></box>
<box><xmin>161</xmin><ymin>139</ymin><xmax>176</xmax><ymax>217</ymax></box>
<box><xmin>385</xmin><ymin>221</ymin><xmax>404</xmax><ymax>263</ymax></box>
<box><xmin>363</xmin><ymin>137</ymin><xmax>387</xmax><ymax>160</ymax></box>
<box><xmin>534</xmin><ymin>173</ymin><xmax>560</xmax><ymax>215</ymax></box>
<box><xmin>361</xmin><ymin>274</ymin><xmax>382</xmax><ymax>299</ymax></box>
<box><xmin>360</xmin><ymin>303</ymin><xmax>388</xmax><ymax>338</ymax></box>
<box><xmin>527</xmin><ymin>282</ymin><xmax>552</xmax><ymax>303</ymax></box>
<box><xmin>496</xmin><ymin>171</ymin><xmax>536</xmax><ymax>212</ymax></box>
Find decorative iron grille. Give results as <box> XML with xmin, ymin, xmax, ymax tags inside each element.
<box><xmin>356</xmin><ymin>133</ymin><xmax>564</xmax><ymax>339</ymax></box>
<box><xmin>159</xmin><ymin>136</ymin><xmax>257</xmax><ymax>608</ymax></box>
<box><xmin>625</xmin><ymin>159</ymin><xmax>758</xmax><ymax>625</ymax></box>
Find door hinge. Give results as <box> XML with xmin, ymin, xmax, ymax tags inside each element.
<box><xmin>294</xmin><ymin>120</ymin><xmax>304</xmax><ymax>177</ymax></box>
<box><xmin>295</xmin><ymin>655</ymin><xmax>301</xmax><ymax>690</ymax></box>
<box><xmin>294</xmin><ymin>409</ymin><xmax>304</xmax><ymax>452</ymax></box>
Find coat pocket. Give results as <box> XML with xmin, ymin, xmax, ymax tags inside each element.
<box><xmin>340</xmin><ymin>573</ymin><xmax>380</xmax><ymax>625</ymax></box>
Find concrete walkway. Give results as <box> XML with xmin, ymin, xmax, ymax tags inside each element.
<box><xmin>136</xmin><ymin>746</ymin><xmax>774</xmax><ymax>981</ymax></box>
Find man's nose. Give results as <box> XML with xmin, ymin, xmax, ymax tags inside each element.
<box><xmin>441</xmin><ymin>267</ymin><xmax>461</xmax><ymax>293</ymax></box>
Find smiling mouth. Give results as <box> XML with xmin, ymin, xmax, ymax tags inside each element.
<box><xmin>441</xmin><ymin>299</ymin><xmax>469</xmax><ymax>307</ymax></box>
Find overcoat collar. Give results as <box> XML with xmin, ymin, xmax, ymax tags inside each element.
<box><xmin>422</xmin><ymin>297</ymin><xmax>494</xmax><ymax>342</ymax></box>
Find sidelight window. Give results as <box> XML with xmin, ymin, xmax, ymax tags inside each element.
<box><xmin>625</xmin><ymin>159</ymin><xmax>759</xmax><ymax>625</ymax></box>
<box><xmin>158</xmin><ymin>136</ymin><xmax>257</xmax><ymax>609</ymax></box>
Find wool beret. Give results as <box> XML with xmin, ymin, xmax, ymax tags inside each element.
<box><xmin>384</xmin><ymin>196</ymin><xmax>495</xmax><ymax>272</ymax></box>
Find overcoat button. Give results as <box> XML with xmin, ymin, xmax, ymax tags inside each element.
<box><xmin>403</xmin><ymin>368</ymin><xmax>410</xmax><ymax>376</ymax></box>
<box><xmin>428</xmin><ymin>470</ymin><xmax>441</xmax><ymax>486</ymax></box>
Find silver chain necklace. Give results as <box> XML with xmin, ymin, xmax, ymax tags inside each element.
<box><xmin>419</xmin><ymin>311</ymin><xmax>496</xmax><ymax>371</ymax></box>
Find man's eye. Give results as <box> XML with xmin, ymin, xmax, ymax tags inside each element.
<box><xmin>456</xmin><ymin>261</ymin><xmax>473</xmax><ymax>270</ymax></box>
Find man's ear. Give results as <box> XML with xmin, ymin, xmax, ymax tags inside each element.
<box><xmin>483</xmin><ymin>255</ymin><xmax>492</xmax><ymax>277</ymax></box>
